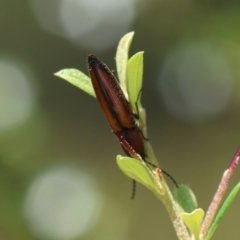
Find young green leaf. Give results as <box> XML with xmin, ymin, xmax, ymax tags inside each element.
<box><xmin>181</xmin><ymin>208</ymin><xmax>205</xmax><ymax>240</ymax></box>
<box><xmin>173</xmin><ymin>184</ymin><xmax>198</xmax><ymax>213</ymax></box>
<box><xmin>55</xmin><ymin>69</ymin><xmax>95</xmax><ymax>98</ymax></box>
<box><xmin>206</xmin><ymin>181</ymin><xmax>240</xmax><ymax>240</ymax></box>
<box><xmin>115</xmin><ymin>31</ymin><xmax>135</xmax><ymax>99</ymax></box>
<box><xmin>126</xmin><ymin>51</ymin><xmax>144</xmax><ymax>115</ymax></box>
<box><xmin>116</xmin><ymin>155</ymin><xmax>155</xmax><ymax>191</ymax></box>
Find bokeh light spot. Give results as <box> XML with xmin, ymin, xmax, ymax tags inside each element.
<box><xmin>158</xmin><ymin>42</ymin><xmax>234</xmax><ymax>123</ymax></box>
<box><xmin>0</xmin><ymin>58</ymin><xmax>37</xmax><ymax>132</ymax></box>
<box><xmin>30</xmin><ymin>0</ymin><xmax>137</xmax><ymax>51</ymax></box>
<box><xmin>24</xmin><ymin>166</ymin><xmax>103</xmax><ymax>240</ymax></box>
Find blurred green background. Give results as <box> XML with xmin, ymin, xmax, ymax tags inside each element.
<box><xmin>1</xmin><ymin>0</ymin><xmax>240</xmax><ymax>239</ymax></box>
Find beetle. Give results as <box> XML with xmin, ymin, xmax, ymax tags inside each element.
<box><xmin>87</xmin><ymin>55</ymin><xmax>178</xmax><ymax>196</ymax></box>
<box><xmin>87</xmin><ymin>54</ymin><xmax>145</xmax><ymax>161</ymax></box>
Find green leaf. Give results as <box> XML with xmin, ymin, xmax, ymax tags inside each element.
<box><xmin>126</xmin><ymin>51</ymin><xmax>144</xmax><ymax>114</ymax></box>
<box><xmin>206</xmin><ymin>181</ymin><xmax>240</xmax><ymax>240</ymax></box>
<box><xmin>173</xmin><ymin>184</ymin><xmax>198</xmax><ymax>213</ymax></box>
<box><xmin>115</xmin><ymin>31</ymin><xmax>135</xmax><ymax>99</ymax></box>
<box><xmin>54</xmin><ymin>69</ymin><xmax>95</xmax><ymax>98</ymax></box>
<box><xmin>181</xmin><ymin>208</ymin><xmax>205</xmax><ymax>240</ymax></box>
<box><xmin>116</xmin><ymin>155</ymin><xmax>155</xmax><ymax>191</ymax></box>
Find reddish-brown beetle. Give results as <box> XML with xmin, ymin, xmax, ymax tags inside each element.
<box><xmin>87</xmin><ymin>54</ymin><xmax>145</xmax><ymax>160</ymax></box>
<box><xmin>87</xmin><ymin>55</ymin><xmax>177</xmax><ymax>197</ymax></box>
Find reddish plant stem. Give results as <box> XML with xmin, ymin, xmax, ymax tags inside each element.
<box><xmin>200</xmin><ymin>147</ymin><xmax>240</xmax><ymax>239</ymax></box>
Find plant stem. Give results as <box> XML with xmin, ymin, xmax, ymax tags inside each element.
<box><xmin>154</xmin><ymin>169</ymin><xmax>191</xmax><ymax>240</ymax></box>
<box><xmin>199</xmin><ymin>147</ymin><xmax>240</xmax><ymax>239</ymax></box>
